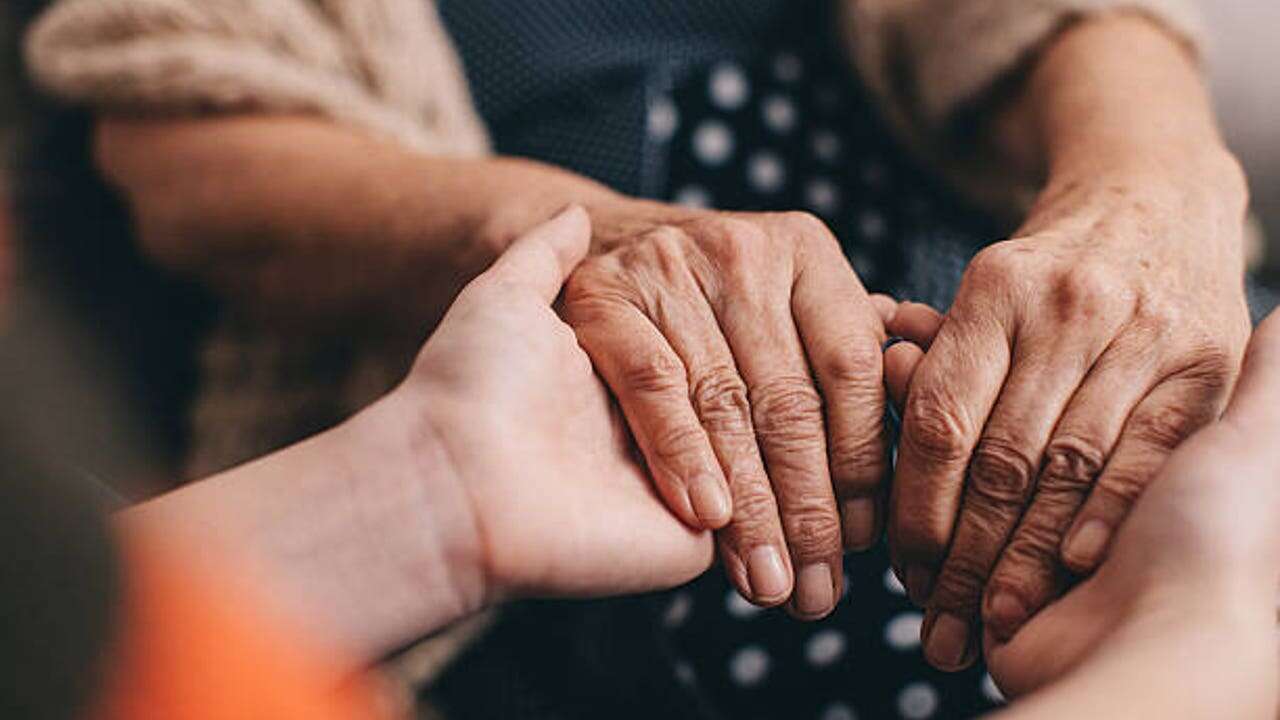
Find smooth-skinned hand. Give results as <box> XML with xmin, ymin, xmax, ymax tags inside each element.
<box><xmin>562</xmin><ymin>201</ymin><xmax>888</xmax><ymax>618</ymax></box>
<box><xmin>394</xmin><ymin>205</ymin><xmax>715</xmax><ymax>605</ymax></box>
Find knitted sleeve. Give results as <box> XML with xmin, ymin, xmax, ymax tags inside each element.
<box><xmin>839</xmin><ymin>0</ymin><xmax>1204</xmax><ymax>217</ymax></box>
<box><xmin>24</xmin><ymin>0</ymin><xmax>489</xmax><ymax>156</ymax></box>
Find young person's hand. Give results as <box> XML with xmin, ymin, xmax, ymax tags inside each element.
<box><xmin>394</xmin><ymin>205</ymin><xmax>715</xmax><ymax>607</ymax></box>
<box><xmin>123</xmin><ymin>207</ymin><xmax>714</xmax><ymax>661</ymax></box>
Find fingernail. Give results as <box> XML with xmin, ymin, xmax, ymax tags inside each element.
<box><xmin>985</xmin><ymin>591</ymin><xmax>1029</xmax><ymax>641</ymax></box>
<box><xmin>925</xmin><ymin>613</ymin><xmax>972</xmax><ymax>670</ymax></box>
<box><xmin>747</xmin><ymin>546</ymin><xmax>791</xmax><ymax>602</ymax></box>
<box><xmin>840</xmin><ymin>498</ymin><xmax>877</xmax><ymax>550</ymax></box>
<box><xmin>1064</xmin><ymin>520</ymin><xmax>1111</xmax><ymax>569</ymax></box>
<box><xmin>687</xmin><ymin>477</ymin><xmax>731</xmax><ymax>528</ymax></box>
<box><xmin>905</xmin><ymin>566</ymin><xmax>934</xmax><ymax>604</ymax></box>
<box><xmin>793</xmin><ymin>563</ymin><xmax>836</xmax><ymax>617</ymax></box>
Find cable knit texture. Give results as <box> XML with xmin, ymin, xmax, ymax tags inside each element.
<box><xmin>22</xmin><ymin>0</ymin><xmax>1204</xmax><ymax>699</ymax></box>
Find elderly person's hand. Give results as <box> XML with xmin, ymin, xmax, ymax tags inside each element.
<box><xmin>561</xmin><ymin>200</ymin><xmax>888</xmax><ymax>618</ymax></box>
<box><xmin>984</xmin><ymin>309</ymin><xmax>1280</xmax><ymax>710</ymax></box>
<box><xmin>885</xmin><ymin>14</ymin><xmax>1254</xmax><ymax>670</ymax></box>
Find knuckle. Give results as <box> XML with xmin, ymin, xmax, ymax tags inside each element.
<box><xmin>730</xmin><ymin>483</ymin><xmax>781</xmax><ymax>526</ymax></box>
<box><xmin>1131</xmin><ymin>401</ymin><xmax>1209</xmax><ymax>451</ymax></box>
<box><xmin>817</xmin><ymin>341</ymin><xmax>883</xmax><ymax>393</ymax></box>
<box><xmin>750</xmin><ymin>377</ymin><xmax>825</xmax><ymax>443</ymax></box>
<box><xmin>828</xmin><ymin>432</ymin><xmax>887</xmax><ymax>492</ymax></box>
<box><xmin>695</xmin><ymin>216</ymin><xmax>769</xmax><ymax>268</ymax></box>
<box><xmin>1047</xmin><ymin>265</ymin><xmax>1119</xmax><ymax>321</ymax></box>
<box><xmin>1002</xmin><ymin>515</ymin><xmax>1069</xmax><ymax>573</ymax></box>
<box><xmin>968</xmin><ymin>436</ymin><xmax>1038</xmax><ymax>509</ymax></box>
<box><xmin>1095</xmin><ymin>467</ymin><xmax>1152</xmax><ymax>506</ymax></box>
<box><xmin>901</xmin><ymin>388</ymin><xmax>973</xmax><ymax>466</ymax></box>
<box><xmin>690</xmin><ymin>367</ymin><xmax>753</xmax><ymax>434</ymax></box>
<box><xmin>966</xmin><ymin>240</ymin><xmax>1025</xmax><ymax>283</ymax></box>
<box><xmin>932</xmin><ymin>556</ymin><xmax>989</xmax><ymax>613</ymax></box>
<box><xmin>620</xmin><ymin>351</ymin><xmax>687</xmax><ymax>397</ymax></box>
<box><xmin>648</xmin><ymin>420</ymin><xmax>709</xmax><ymax>473</ymax></box>
<box><xmin>1040</xmin><ymin>436</ymin><xmax>1106</xmax><ymax>497</ymax></box>
<box><xmin>782</xmin><ymin>504</ymin><xmax>843</xmax><ymax>559</ymax></box>
<box><xmin>778</xmin><ymin>210</ymin><xmax>836</xmax><ymax>247</ymax></box>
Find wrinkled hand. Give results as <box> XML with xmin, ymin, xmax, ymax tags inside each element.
<box><xmin>563</xmin><ymin>201</ymin><xmax>888</xmax><ymax>618</ymax></box>
<box><xmin>888</xmin><ymin>165</ymin><xmax>1252</xmax><ymax>669</ymax></box>
<box><xmin>985</xmin><ymin>309</ymin><xmax>1280</xmax><ymax>699</ymax></box>
<box><xmin>404</xmin><ymin>206</ymin><xmax>714</xmax><ymax>602</ymax></box>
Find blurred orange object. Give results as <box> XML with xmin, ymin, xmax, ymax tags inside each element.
<box><xmin>88</xmin><ymin>532</ymin><xmax>392</xmax><ymax>720</ymax></box>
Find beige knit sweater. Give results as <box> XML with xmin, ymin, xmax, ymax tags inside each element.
<box><xmin>24</xmin><ymin>0</ymin><xmax>1202</xmax><ymax>692</ymax></box>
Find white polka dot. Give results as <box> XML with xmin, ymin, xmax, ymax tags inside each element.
<box><xmin>773</xmin><ymin>52</ymin><xmax>804</xmax><ymax>83</ymax></box>
<box><xmin>884</xmin><ymin>612</ymin><xmax>924</xmax><ymax>651</ymax></box>
<box><xmin>662</xmin><ymin>592</ymin><xmax>692</xmax><ymax>628</ymax></box>
<box><xmin>805</xmin><ymin>629</ymin><xmax>848</xmax><ymax>667</ymax></box>
<box><xmin>761</xmin><ymin>94</ymin><xmax>798</xmax><ymax>134</ymax></box>
<box><xmin>726</xmin><ymin>589</ymin><xmax>764</xmax><ymax>619</ymax></box>
<box><xmin>673</xmin><ymin>185</ymin><xmax>712</xmax><ymax>208</ymax></box>
<box><xmin>729</xmin><ymin>645</ymin><xmax>771</xmax><ymax>687</ymax></box>
<box><xmin>748</xmin><ymin>152</ymin><xmax>787</xmax><ymax>193</ymax></box>
<box><xmin>897</xmin><ymin>682</ymin><xmax>940</xmax><ymax>719</ymax></box>
<box><xmin>859</xmin><ymin>210</ymin><xmax>887</xmax><ymax>241</ymax></box>
<box><xmin>674</xmin><ymin>661</ymin><xmax>697</xmax><ymax>686</ymax></box>
<box><xmin>692</xmin><ymin>121</ymin><xmax>735</xmax><ymax>166</ymax></box>
<box><xmin>646</xmin><ymin>96</ymin><xmax>679</xmax><ymax>142</ymax></box>
<box><xmin>805</xmin><ymin>178</ymin><xmax>842</xmax><ymax>216</ymax></box>
<box><xmin>709</xmin><ymin>63</ymin><xmax>750</xmax><ymax>110</ymax></box>
<box><xmin>819</xmin><ymin>702</ymin><xmax>858</xmax><ymax>720</ymax></box>
<box><xmin>982</xmin><ymin>673</ymin><xmax>1006</xmax><ymax>703</ymax></box>
<box><xmin>884</xmin><ymin>568</ymin><xmax>907</xmax><ymax>596</ymax></box>
<box><xmin>812</xmin><ymin>130</ymin><xmax>843</xmax><ymax>164</ymax></box>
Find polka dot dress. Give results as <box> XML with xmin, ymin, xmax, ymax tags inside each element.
<box><xmin>648</xmin><ymin>40</ymin><xmax>1003</xmax><ymax>720</ymax></box>
<box><xmin>437</xmin><ymin>1</ymin><xmax>1004</xmax><ymax>718</ymax></box>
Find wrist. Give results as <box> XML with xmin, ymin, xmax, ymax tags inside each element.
<box><xmin>468</xmin><ymin>158</ymin><xmax>624</xmax><ymax>261</ymax></box>
<box><xmin>336</xmin><ymin>390</ymin><xmax>490</xmax><ymax>634</ymax></box>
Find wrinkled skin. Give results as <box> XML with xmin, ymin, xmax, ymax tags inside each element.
<box><xmin>886</xmin><ymin>165</ymin><xmax>1252</xmax><ymax>670</ymax></box>
<box><xmin>563</xmin><ymin>202</ymin><xmax>888</xmax><ymax>619</ymax></box>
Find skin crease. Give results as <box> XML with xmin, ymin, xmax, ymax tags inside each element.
<box><xmin>96</xmin><ymin>12</ymin><xmax>1245</xmax><ymax>627</ymax></box>
<box><xmin>883</xmin><ymin>306</ymin><xmax>1280</xmax><ymax>720</ymax></box>
<box><xmin>122</xmin><ymin>221</ymin><xmax>1280</xmax><ymax>720</ymax></box>
<box><xmin>119</xmin><ymin>208</ymin><xmax>715</xmax><ymax>666</ymax></box>
<box><xmin>886</xmin><ymin>13</ymin><xmax>1254</xmax><ymax>671</ymax></box>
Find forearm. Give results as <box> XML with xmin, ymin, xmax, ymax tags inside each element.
<box><xmin>1000</xmin><ymin>12</ymin><xmax>1242</xmax><ymax>199</ymax></box>
<box><xmin>96</xmin><ymin>115</ymin><xmax>620</xmax><ymax>331</ymax></box>
<box><xmin>114</xmin><ymin>393</ymin><xmax>483</xmax><ymax>667</ymax></box>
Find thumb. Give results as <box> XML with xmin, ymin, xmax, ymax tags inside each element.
<box><xmin>884</xmin><ymin>340</ymin><xmax>925</xmax><ymax>412</ymax></box>
<box><xmin>477</xmin><ymin>205</ymin><xmax>592</xmax><ymax>302</ymax></box>
<box><xmin>1223</xmin><ymin>309</ymin><xmax>1280</xmax><ymax>435</ymax></box>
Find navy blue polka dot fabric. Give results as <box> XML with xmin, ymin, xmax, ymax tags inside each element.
<box><xmin>437</xmin><ymin>2</ymin><xmax>1005</xmax><ymax>718</ymax></box>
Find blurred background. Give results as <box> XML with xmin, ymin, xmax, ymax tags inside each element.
<box><xmin>0</xmin><ymin>2</ymin><xmax>1277</xmax><ymax>489</ymax></box>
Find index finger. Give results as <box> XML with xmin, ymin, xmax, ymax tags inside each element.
<box><xmin>890</xmin><ymin>309</ymin><xmax>1011</xmax><ymax>602</ymax></box>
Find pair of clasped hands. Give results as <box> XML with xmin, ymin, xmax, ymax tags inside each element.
<box><xmin>407</xmin><ymin>203</ymin><xmax>1277</xmax><ymax>699</ymax></box>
